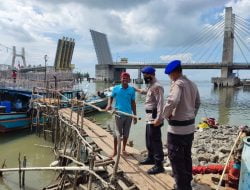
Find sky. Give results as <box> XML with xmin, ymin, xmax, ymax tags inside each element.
<box><xmin>0</xmin><ymin>0</ymin><xmax>250</xmax><ymax>78</ymax></box>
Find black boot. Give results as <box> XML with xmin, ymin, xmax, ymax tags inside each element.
<box><xmin>147</xmin><ymin>164</ymin><xmax>165</xmax><ymax>175</ymax></box>
<box><xmin>139</xmin><ymin>157</ymin><xmax>154</xmax><ymax>165</ymax></box>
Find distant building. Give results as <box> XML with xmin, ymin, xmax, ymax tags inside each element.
<box><xmin>120</xmin><ymin>58</ymin><xmax>128</xmax><ymax>64</ymax></box>
<box><xmin>0</xmin><ymin>64</ymin><xmax>11</xmax><ymax>71</ymax></box>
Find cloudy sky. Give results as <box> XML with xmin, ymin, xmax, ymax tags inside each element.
<box><xmin>0</xmin><ymin>0</ymin><xmax>250</xmax><ymax>77</ymax></box>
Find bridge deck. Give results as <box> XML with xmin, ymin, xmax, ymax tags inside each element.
<box><xmin>59</xmin><ymin>108</ymin><xmax>175</xmax><ymax>190</ymax></box>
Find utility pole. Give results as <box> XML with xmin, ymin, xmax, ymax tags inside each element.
<box><xmin>44</xmin><ymin>55</ymin><xmax>48</xmax><ymax>88</ymax></box>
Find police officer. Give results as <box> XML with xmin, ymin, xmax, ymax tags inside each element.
<box><xmin>163</xmin><ymin>60</ymin><xmax>200</xmax><ymax>190</ymax></box>
<box><xmin>135</xmin><ymin>66</ymin><xmax>165</xmax><ymax>175</ymax></box>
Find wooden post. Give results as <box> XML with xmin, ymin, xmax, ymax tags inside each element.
<box><xmin>87</xmin><ymin>149</ymin><xmax>95</xmax><ymax>190</ymax></box>
<box><xmin>18</xmin><ymin>153</ymin><xmax>21</xmax><ymax>188</ymax></box>
<box><xmin>81</xmin><ymin>103</ymin><xmax>85</xmax><ymax>129</ymax></box>
<box><xmin>111</xmin><ymin>135</ymin><xmax>122</xmax><ymax>183</ymax></box>
<box><xmin>76</xmin><ymin>103</ymin><xmax>80</xmax><ymax>126</ymax></box>
<box><xmin>22</xmin><ymin>155</ymin><xmax>26</xmax><ymax>187</ymax></box>
<box><xmin>43</xmin><ymin>112</ymin><xmax>46</xmax><ymax>140</ymax></box>
<box><xmin>70</xmin><ymin>101</ymin><xmax>74</xmax><ymax>122</ymax></box>
<box><xmin>73</xmin><ymin>137</ymin><xmax>81</xmax><ymax>189</ymax></box>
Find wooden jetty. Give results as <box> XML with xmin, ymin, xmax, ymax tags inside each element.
<box><xmin>59</xmin><ymin>108</ymin><xmax>175</xmax><ymax>190</ymax></box>
<box><xmin>0</xmin><ymin>87</ymin><xmax>175</xmax><ymax>190</ymax></box>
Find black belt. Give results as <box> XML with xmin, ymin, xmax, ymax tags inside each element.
<box><xmin>168</xmin><ymin>118</ymin><xmax>195</xmax><ymax>126</ymax></box>
<box><xmin>146</xmin><ymin>109</ymin><xmax>156</xmax><ymax>113</ymax></box>
<box><xmin>146</xmin><ymin>109</ymin><xmax>157</xmax><ymax>119</ymax></box>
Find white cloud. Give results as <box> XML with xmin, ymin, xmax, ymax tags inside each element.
<box><xmin>160</xmin><ymin>53</ymin><xmax>193</xmax><ymax>63</ymax></box>
<box><xmin>0</xmin><ymin>0</ymin><xmax>249</xmax><ymax>76</ymax></box>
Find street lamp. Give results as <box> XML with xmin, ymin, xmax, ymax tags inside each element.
<box><xmin>44</xmin><ymin>54</ymin><xmax>48</xmax><ymax>88</ymax></box>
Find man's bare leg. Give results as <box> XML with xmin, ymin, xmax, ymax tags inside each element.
<box><xmin>122</xmin><ymin>137</ymin><xmax>130</xmax><ymax>156</ymax></box>
<box><xmin>110</xmin><ymin>137</ymin><xmax>118</xmax><ymax>158</ymax></box>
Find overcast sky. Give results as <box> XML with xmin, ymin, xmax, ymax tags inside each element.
<box><xmin>0</xmin><ymin>0</ymin><xmax>250</xmax><ymax>77</ymax></box>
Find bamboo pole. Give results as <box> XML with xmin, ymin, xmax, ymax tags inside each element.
<box><xmin>111</xmin><ymin>134</ymin><xmax>122</xmax><ymax>183</ymax></box>
<box><xmin>73</xmin><ymin>137</ymin><xmax>81</xmax><ymax>189</ymax></box>
<box><xmin>0</xmin><ymin>166</ymin><xmax>94</xmax><ymax>173</ymax></box>
<box><xmin>22</xmin><ymin>156</ymin><xmax>26</xmax><ymax>187</ymax></box>
<box><xmin>87</xmin><ymin>149</ymin><xmax>95</xmax><ymax>190</ymax></box>
<box><xmin>77</xmin><ymin>102</ymin><xmax>80</xmax><ymax>126</ymax></box>
<box><xmin>18</xmin><ymin>153</ymin><xmax>21</xmax><ymax>188</ymax></box>
<box><xmin>81</xmin><ymin>104</ymin><xmax>84</xmax><ymax>129</ymax></box>
<box><xmin>216</xmin><ymin>130</ymin><xmax>243</xmax><ymax>190</ymax></box>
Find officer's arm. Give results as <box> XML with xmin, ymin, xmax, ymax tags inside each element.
<box><xmin>154</xmin><ymin>86</ymin><xmax>164</xmax><ymax>122</ymax></box>
<box><xmin>134</xmin><ymin>87</ymin><xmax>147</xmax><ymax>95</ymax></box>
<box><xmin>194</xmin><ymin>89</ymin><xmax>200</xmax><ymax>116</ymax></box>
<box><xmin>163</xmin><ymin>84</ymin><xmax>181</xmax><ymax>119</ymax></box>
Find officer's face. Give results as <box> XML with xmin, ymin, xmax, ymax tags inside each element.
<box><xmin>169</xmin><ymin>71</ymin><xmax>179</xmax><ymax>81</ymax></box>
<box><xmin>143</xmin><ymin>74</ymin><xmax>153</xmax><ymax>84</ymax></box>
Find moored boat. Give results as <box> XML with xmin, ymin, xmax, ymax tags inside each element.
<box><xmin>0</xmin><ymin>88</ymin><xmax>108</xmax><ymax>133</ymax></box>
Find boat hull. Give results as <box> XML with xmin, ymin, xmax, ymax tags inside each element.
<box><xmin>0</xmin><ymin>113</ymin><xmax>31</xmax><ymax>133</ymax></box>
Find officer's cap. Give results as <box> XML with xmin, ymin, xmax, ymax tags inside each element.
<box><xmin>165</xmin><ymin>60</ymin><xmax>181</xmax><ymax>74</ymax></box>
<box><xmin>141</xmin><ymin>66</ymin><xmax>155</xmax><ymax>74</ymax></box>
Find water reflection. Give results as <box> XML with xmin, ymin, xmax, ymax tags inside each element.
<box><xmin>211</xmin><ymin>87</ymin><xmax>239</xmax><ymax>124</ymax></box>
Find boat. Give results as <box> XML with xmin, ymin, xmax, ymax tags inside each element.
<box><xmin>0</xmin><ymin>88</ymin><xmax>108</xmax><ymax>133</ymax></box>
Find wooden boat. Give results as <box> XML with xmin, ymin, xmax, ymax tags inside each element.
<box><xmin>0</xmin><ymin>88</ymin><xmax>108</xmax><ymax>133</ymax></box>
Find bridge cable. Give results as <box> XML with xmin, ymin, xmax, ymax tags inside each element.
<box><xmin>235</xmin><ymin>17</ymin><xmax>250</xmax><ymax>30</ymax></box>
<box><xmin>201</xmin><ymin>30</ymin><xmax>224</xmax><ymax>63</ymax></box>
<box><xmin>0</xmin><ymin>43</ymin><xmax>12</xmax><ymax>52</ymax></box>
<box><xmin>234</xmin><ymin>31</ymin><xmax>250</xmax><ymax>60</ymax></box>
<box><xmin>234</xmin><ymin>36</ymin><xmax>249</xmax><ymax>64</ymax></box>
<box><xmin>176</xmin><ymin>21</ymin><xmax>224</xmax><ymax>63</ymax></box>
<box><xmin>195</xmin><ymin>25</ymin><xmax>224</xmax><ymax>62</ymax></box>
<box><xmin>166</xmin><ymin>17</ymin><xmax>224</xmax><ymax>58</ymax></box>
<box><xmin>180</xmin><ymin>20</ymin><xmax>224</xmax><ymax>56</ymax></box>
<box><xmin>235</xmin><ymin>15</ymin><xmax>250</xmax><ymax>27</ymax></box>
<box><xmin>235</xmin><ymin>20</ymin><xmax>250</xmax><ymax>34</ymax></box>
<box><xmin>179</xmin><ymin>20</ymin><xmax>225</xmax><ymax>56</ymax></box>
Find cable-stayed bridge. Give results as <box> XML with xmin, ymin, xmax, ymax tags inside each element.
<box><xmin>91</xmin><ymin>7</ymin><xmax>250</xmax><ymax>86</ymax></box>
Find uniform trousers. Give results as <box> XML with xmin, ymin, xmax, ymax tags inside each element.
<box><xmin>146</xmin><ymin>123</ymin><xmax>164</xmax><ymax>165</ymax></box>
<box><xmin>167</xmin><ymin>132</ymin><xmax>194</xmax><ymax>190</ymax></box>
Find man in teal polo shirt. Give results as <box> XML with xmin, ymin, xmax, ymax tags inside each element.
<box><xmin>106</xmin><ymin>72</ymin><xmax>137</xmax><ymax>157</ymax></box>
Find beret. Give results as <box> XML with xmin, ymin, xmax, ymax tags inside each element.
<box><xmin>165</xmin><ymin>60</ymin><xmax>181</xmax><ymax>74</ymax></box>
<box><xmin>141</xmin><ymin>66</ymin><xmax>155</xmax><ymax>74</ymax></box>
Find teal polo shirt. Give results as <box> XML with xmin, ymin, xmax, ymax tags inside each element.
<box><xmin>111</xmin><ymin>84</ymin><xmax>135</xmax><ymax>114</ymax></box>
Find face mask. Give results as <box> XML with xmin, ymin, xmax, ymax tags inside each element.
<box><xmin>144</xmin><ymin>76</ymin><xmax>152</xmax><ymax>84</ymax></box>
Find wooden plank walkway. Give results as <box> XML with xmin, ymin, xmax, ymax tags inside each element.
<box><xmin>59</xmin><ymin>108</ymin><xmax>175</xmax><ymax>190</ymax></box>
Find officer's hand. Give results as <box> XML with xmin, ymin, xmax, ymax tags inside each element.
<box><xmin>153</xmin><ymin>119</ymin><xmax>161</xmax><ymax>127</ymax></box>
<box><xmin>133</xmin><ymin>87</ymin><xmax>141</xmax><ymax>93</ymax></box>
<box><xmin>133</xmin><ymin>118</ymin><xmax>137</xmax><ymax>125</ymax></box>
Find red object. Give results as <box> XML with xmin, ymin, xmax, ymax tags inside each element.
<box><xmin>193</xmin><ymin>161</ymin><xmax>240</xmax><ymax>188</ymax></box>
<box><xmin>192</xmin><ymin>164</ymin><xmax>225</xmax><ymax>175</ymax></box>
<box><xmin>12</xmin><ymin>71</ymin><xmax>17</xmax><ymax>78</ymax></box>
<box><xmin>120</xmin><ymin>72</ymin><xmax>130</xmax><ymax>78</ymax></box>
<box><xmin>227</xmin><ymin>161</ymin><xmax>240</xmax><ymax>188</ymax></box>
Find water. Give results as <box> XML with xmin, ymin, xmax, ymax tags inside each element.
<box><xmin>81</xmin><ymin>79</ymin><xmax>250</xmax><ymax>149</ymax></box>
<box><xmin>1</xmin><ymin>79</ymin><xmax>250</xmax><ymax>189</ymax></box>
<box><xmin>0</xmin><ymin>130</ymin><xmax>56</xmax><ymax>190</ymax></box>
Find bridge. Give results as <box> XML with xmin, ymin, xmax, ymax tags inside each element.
<box><xmin>91</xmin><ymin>7</ymin><xmax>250</xmax><ymax>87</ymax></box>
<box><xmin>112</xmin><ymin>63</ymin><xmax>250</xmax><ymax>70</ymax></box>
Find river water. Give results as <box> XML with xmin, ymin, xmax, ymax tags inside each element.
<box><xmin>1</xmin><ymin>78</ymin><xmax>250</xmax><ymax>189</ymax></box>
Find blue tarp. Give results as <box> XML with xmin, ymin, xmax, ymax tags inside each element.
<box><xmin>0</xmin><ymin>101</ymin><xmax>11</xmax><ymax>113</ymax></box>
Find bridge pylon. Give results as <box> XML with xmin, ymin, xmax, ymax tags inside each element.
<box><xmin>12</xmin><ymin>46</ymin><xmax>26</xmax><ymax>69</ymax></box>
<box><xmin>212</xmin><ymin>7</ymin><xmax>241</xmax><ymax>87</ymax></box>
